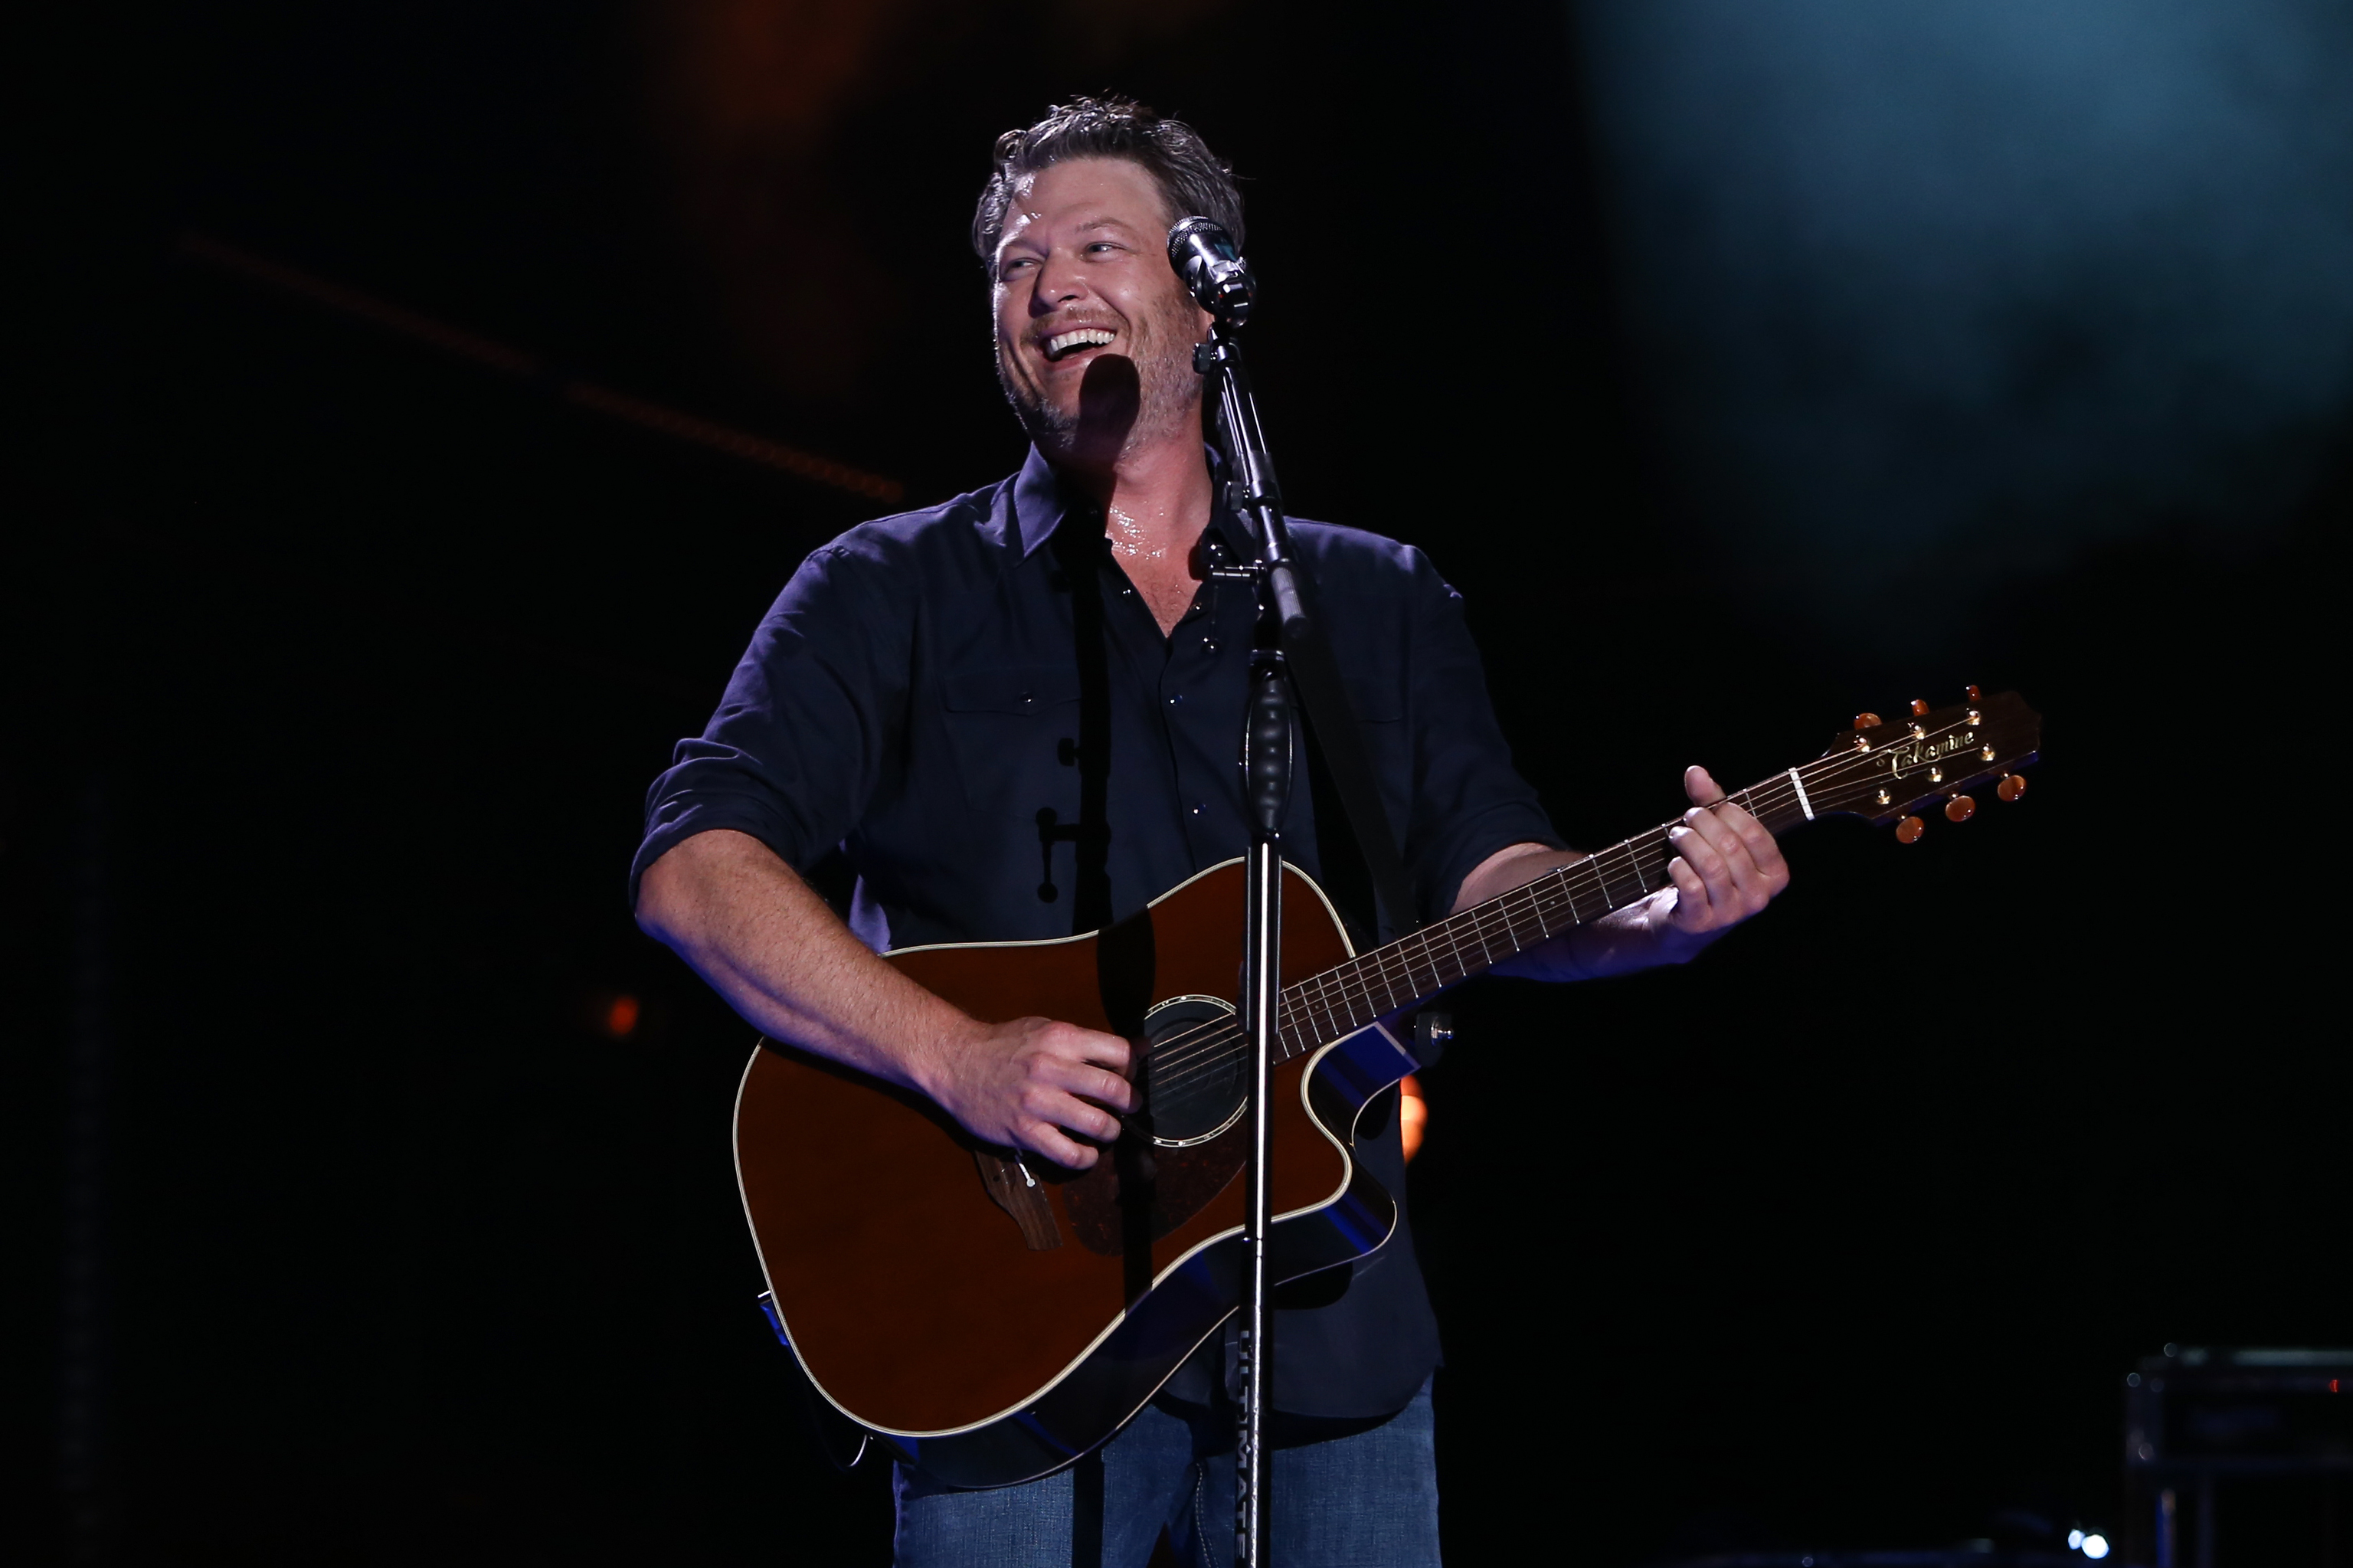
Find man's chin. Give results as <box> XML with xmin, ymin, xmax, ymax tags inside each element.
<box><xmin>1032</xmin><ymin>424</ymin><xmax>1134</xmax><ymax>472</ymax></box>
<box><xmin>1009</xmin><ymin>393</ymin><xmax>1123</xmax><ymax>466</ymax></box>
<box><xmin>1003</xmin><ymin>363</ymin><xmax>1190</xmax><ymax>468</ymax></box>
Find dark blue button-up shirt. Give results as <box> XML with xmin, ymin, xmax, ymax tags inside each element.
<box><xmin>633</xmin><ymin>446</ymin><xmax>1561</xmax><ymax>1417</ymax></box>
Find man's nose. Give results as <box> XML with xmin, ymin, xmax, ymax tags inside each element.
<box><xmin>1029</xmin><ymin>247</ymin><xmax>1088</xmax><ymax>314</ymax></box>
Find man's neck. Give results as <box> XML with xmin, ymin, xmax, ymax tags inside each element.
<box><xmin>1049</xmin><ymin>418</ymin><xmax>1217</xmax><ymax>635</ymax></box>
<box><xmin>1056</xmin><ymin>430</ymin><xmax>1213</xmax><ymax>549</ymax></box>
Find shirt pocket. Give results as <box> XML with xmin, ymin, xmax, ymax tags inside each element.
<box><xmin>941</xmin><ymin>665</ymin><xmax>1082</xmax><ymax>716</ymax></box>
<box><xmin>937</xmin><ymin>664</ymin><xmax>1083</xmax><ymax>823</ymax></box>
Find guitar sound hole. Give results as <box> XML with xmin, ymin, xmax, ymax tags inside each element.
<box><xmin>1141</xmin><ymin>995</ymin><xmax>1247</xmax><ymax>1147</ymax></box>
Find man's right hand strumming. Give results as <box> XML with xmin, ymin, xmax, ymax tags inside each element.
<box><xmin>915</xmin><ymin>1016</ymin><xmax>1134</xmax><ymax>1171</ymax></box>
<box><xmin>636</xmin><ymin>828</ymin><xmax>1133</xmax><ymax>1171</ymax></box>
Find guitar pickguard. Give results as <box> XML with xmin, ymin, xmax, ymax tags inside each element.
<box><xmin>1059</xmin><ymin>1131</ymin><xmax>1248</xmax><ymax>1256</ymax></box>
<box><xmin>1060</xmin><ymin>1013</ymin><xmax>1414</xmax><ymax>1262</ymax></box>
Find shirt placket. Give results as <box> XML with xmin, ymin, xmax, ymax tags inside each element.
<box><xmin>1167</xmin><ymin>579</ymin><xmax>1247</xmax><ymax>866</ymax></box>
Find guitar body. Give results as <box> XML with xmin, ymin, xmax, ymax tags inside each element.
<box><xmin>734</xmin><ymin>860</ymin><xmax>1421</xmax><ymax>1488</ymax></box>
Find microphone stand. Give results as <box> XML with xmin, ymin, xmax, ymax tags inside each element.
<box><xmin>1195</xmin><ymin>319</ymin><xmax>1304</xmax><ymax>1568</ymax></box>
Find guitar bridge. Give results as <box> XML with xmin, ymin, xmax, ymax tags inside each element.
<box><xmin>975</xmin><ymin>1149</ymin><xmax>1062</xmax><ymax>1250</ymax></box>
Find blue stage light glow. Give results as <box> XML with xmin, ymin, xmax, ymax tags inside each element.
<box><xmin>1572</xmin><ymin>0</ymin><xmax>2353</xmax><ymax>630</ymax></box>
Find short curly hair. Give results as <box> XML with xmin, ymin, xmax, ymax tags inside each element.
<box><xmin>972</xmin><ymin>96</ymin><xmax>1244</xmax><ymax>272</ymax></box>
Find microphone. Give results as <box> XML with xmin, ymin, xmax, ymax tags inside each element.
<box><xmin>1167</xmin><ymin>217</ymin><xmax>1254</xmax><ymax>325</ymax></box>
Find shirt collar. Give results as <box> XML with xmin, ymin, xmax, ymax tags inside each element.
<box><xmin>1008</xmin><ymin>444</ymin><xmax>1072</xmax><ymax>560</ymax></box>
<box><xmin>1004</xmin><ymin>443</ymin><xmax>1245</xmax><ymax>561</ymax></box>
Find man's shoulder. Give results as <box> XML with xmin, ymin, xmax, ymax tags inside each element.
<box><xmin>1285</xmin><ymin>518</ymin><xmax>1444</xmax><ymax>592</ymax></box>
<box><xmin>803</xmin><ymin>476</ymin><xmax>1014</xmax><ymax>574</ymax></box>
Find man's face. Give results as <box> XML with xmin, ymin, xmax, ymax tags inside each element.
<box><xmin>991</xmin><ymin>156</ymin><xmax>1214</xmax><ymax>466</ymax></box>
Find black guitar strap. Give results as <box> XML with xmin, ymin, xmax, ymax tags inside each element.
<box><xmin>1281</xmin><ymin>561</ymin><xmax>1421</xmax><ymax>944</ymax></box>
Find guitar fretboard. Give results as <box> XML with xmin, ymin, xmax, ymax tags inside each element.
<box><xmin>1271</xmin><ymin>773</ymin><xmax>1816</xmax><ymax>1062</ymax></box>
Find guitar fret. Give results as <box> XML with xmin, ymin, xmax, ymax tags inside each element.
<box><xmin>1383</xmin><ymin>941</ymin><xmax>1419</xmax><ymax>1010</ymax></box>
<box><xmin>1517</xmin><ymin>885</ymin><xmax>1553</xmax><ymax>947</ymax></box>
<box><xmin>1325</xmin><ymin>964</ymin><xmax>1360</xmax><ymax>1030</ymax></box>
<box><xmin>1566</xmin><ymin>862</ymin><xmax>1608</xmax><ymax>925</ymax></box>
<box><xmin>1553</xmin><ymin>864</ymin><xmax>1587</xmax><ymax>928</ymax></box>
<box><xmin>1388</xmin><ymin>938</ymin><xmax>1422</xmax><ymax>1009</ymax></box>
<box><xmin>1319</xmin><ymin>964</ymin><xmax>1359</xmax><ymax>1023</ymax></box>
<box><xmin>1605</xmin><ymin>839</ymin><xmax>1646</xmax><ymax>907</ymax></box>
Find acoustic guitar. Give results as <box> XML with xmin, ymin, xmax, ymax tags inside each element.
<box><xmin>735</xmin><ymin>690</ymin><xmax>2042</xmax><ymax>1487</ymax></box>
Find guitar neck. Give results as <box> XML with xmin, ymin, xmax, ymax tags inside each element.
<box><xmin>1273</xmin><ymin>771</ymin><xmax>1815</xmax><ymax>1062</ymax></box>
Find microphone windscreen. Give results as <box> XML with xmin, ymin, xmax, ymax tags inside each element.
<box><xmin>1167</xmin><ymin>218</ymin><xmax>1253</xmax><ymax>323</ymax></box>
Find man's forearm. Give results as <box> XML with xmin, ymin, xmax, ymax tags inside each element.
<box><xmin>634</xmin><ymin>829</ymin><xmax>973</xmax><ymax>1095</ymax></box>
<box><xmin>638</xmin><ymin>829</ymin><xmax>1139</xmax><ymax>1169</ymax></box>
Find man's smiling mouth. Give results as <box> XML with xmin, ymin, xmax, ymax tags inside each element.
<box><xmin>1043</xmin><ymin>327</ymin><xmax>1118</xmax><ymax>362</ymax></box>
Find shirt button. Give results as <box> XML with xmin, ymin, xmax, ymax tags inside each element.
<box><xmin>1202</xmin><ymin>639</ymin><xmax>1219</xmax><ymax>655</ymax></box>
<box><xmin>1167</xmin><ymin>692</ymin><xmax>1184</xmax><ymax>706</ymax></box>
<box><xmin>1190</xmin><ymin>803</ymin><xmax>1206</xmax><ymax>817</ymax></box>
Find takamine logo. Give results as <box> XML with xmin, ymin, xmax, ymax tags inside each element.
<box><xmin>1880</xmin><ymin>728</ymin><xmax>1978</xmax><ymax>774</ymax></box>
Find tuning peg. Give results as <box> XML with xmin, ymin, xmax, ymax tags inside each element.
<box><xmin>1896</xmin><ymin>816</ymin><xmax>1926</xmax><ymax>843</ymax></box>
<box><xmin>1966</xmin><ymin>684</ymin><xmax>1982</xmax><ymax>702</ymax></box>
<box><xmin>1852</xmin><ymin>711</ymin><xmax>1883</xmax><ymax>730</ymax></box>
<box><xmin>1910</xmin><ymin>698</ymin><xmax>1929</xmax><ymax>717</ymax></box>
<box><xmin>1997</xmin><ymin>774</ymin><xmax>2027</xmax><ymax>803</ymax></box>
<box><xmin>1944</xmin><ymin>794</ymin><xmax>1976</xmax><ymax>822</ymax></box>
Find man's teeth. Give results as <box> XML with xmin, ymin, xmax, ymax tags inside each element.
<box><xmin>1046</xmin><ymin>328</ymin><xmax>1117</xmax><ymax>358</ymax></box>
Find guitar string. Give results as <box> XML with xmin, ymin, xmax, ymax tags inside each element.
<box><xmin>1159</xmin><ymin>752</ymin><xmax>2008</xmax><ymax>1102</ymax></box>
<box><xmin>1262</xmin><ymin>703</ymin><xmax>2008</xmax><ymax>1046</ymax></box>
<box><xmin>1147</xmin><ymin>741</ymin><xmax>1886</xmax><ymax>1082</ymax></box>
<box><xmin>1144</xmin><ymin>708</ymin><xmax>2017</xmax><ymax>1093</ymax></box>
<box><xmin>1145</xmin><ymin>782</ymin><xmax>1805</xmax><ymax>1095</ymax></box>
<box><xmin>1141</xmin><ymin>834</ymin><xmax>1645</xmax><ymax>1100</ymax></box>
<box><xmin>1140</xmin><ymin>713</ymin><xmax>2011</xmax><ymax>1100</ymax></box>
<box><xmin>1141</xmin><ymin>808</ymin><xmax>1744</xmax><ymax>1097</ymax></box>
<box><xmin>1235</xmin><ymin>711</ymin><xmax>2016</xmax><ymax>1080</ymax></box>
<box><xmin>1144</xmin><ymin>846</ymin><xmax>1692</xmax><ymax>1102</ymax></box>
<box><xmin>1265</xmin><ymin>705</ymin><xmax>1998</xmax><ymax>1044</ymax></box>
<box><xmin>1144</xmin><ymin>734</ymin><xmax>1966</xmax><ymax>1095</ymax></box>
<box><xmin>1138</xmin><ymin>768</ymin><xmax>1810</xmax><ymax>1069</ymax></box>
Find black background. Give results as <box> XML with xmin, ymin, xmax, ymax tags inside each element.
<box><xmin>7</xmin><ymin>1</ymin><xmax>2347</xmax><ymax>1563</ymax></box>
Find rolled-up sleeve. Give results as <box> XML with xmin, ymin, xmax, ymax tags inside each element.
<box><xmin>629</xmin><ymin>538</ymin><xmax>912</xmax><ymax>908</ymax></box>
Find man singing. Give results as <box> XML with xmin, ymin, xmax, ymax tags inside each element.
<box><xmin>633</xmin><ymin>96</ymin><xmax>1788</xmax><ymax>1567</ymax></box>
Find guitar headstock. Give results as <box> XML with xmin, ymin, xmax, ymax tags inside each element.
<box><xmin>1802</xmin><ymin>687</ymin><xmax>2042</xmax><ymax>835</ymax></box>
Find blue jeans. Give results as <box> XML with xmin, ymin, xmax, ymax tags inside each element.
<box><xmin>892</xmin><ymin>1380</ymin><xmax>1440</xmax><ymax>1567</ymax></box>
